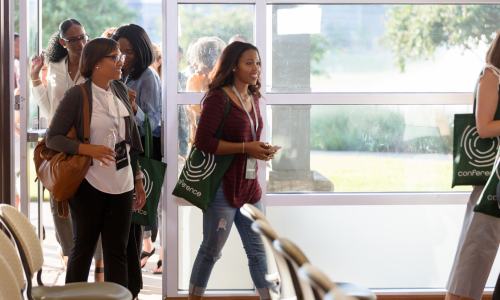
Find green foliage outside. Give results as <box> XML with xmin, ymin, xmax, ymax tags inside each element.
<box><xmin>178</xmin><ymin>5</ymin><xmax>254</xmax><ymax>70</ymax></box>
<box><xmin>14</xmin><ymin>0</ymin><xmax>137</xmax><ymax>48</ymax></box>
<box><xmin>381</xmin><ymin>5</ymin><xmax>500</xmax><ymax>72</ymax></box>
<box><xmin>310</xmin><ymin>106</ymin><xmax>453</xmax><ymax>154</ymax></box>
<box><xmin>41</xmin><ymin>0</ymin><xmax>137</xmax><ymax>45</ymax></box>
<box><xmin>178</xmin><ymin>4</ymin><xmax>330</xmax><ymax>74</ymax></box>
<box><xmin>310</xmin><ymin>106</ymin><xmax>405</xmax><ymax>152</ymax></box>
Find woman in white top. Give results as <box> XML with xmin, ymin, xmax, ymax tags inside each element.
<box><xmin>446</xmin><ymin>28</ymin><xmax>500</xmax><ymax>300</ymax></box>
<box><xmin>29</xmin><ymin>19</ymin><xmax>105</xmax><ymax>279</ymax></box>
<box><xmin>45</xmin><ymin>38</ymin><xmax>146</xmax><ymax>298</ymax></box>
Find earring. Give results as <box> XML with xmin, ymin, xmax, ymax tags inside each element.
<box><xmin>96</xmin><ymin>66</ymin><xmax>99</xmax><ymax>69</ymax></box>
<box><xmin>233</xmin><ymin>69</ymin><xmax>235</xmax><ymax>72</ymax></box>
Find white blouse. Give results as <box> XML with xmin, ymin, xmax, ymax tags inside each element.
<box><xmin>32</xmin><ymin>56</ymin><xmax>85</xmax><ymax>119</ymax></box>
<box><xmin>85</xmin><ymin>82</ymin><xmax>134</xmax><ymax>194</ymax></box>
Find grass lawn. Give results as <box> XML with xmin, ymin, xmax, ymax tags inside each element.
<box><xmin>310</xmin><ymin>151</ymin><xmax>472</xmax><ymax>193</ymax></box>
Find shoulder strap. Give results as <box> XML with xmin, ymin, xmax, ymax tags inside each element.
<box><xmin>79</xmin><ymin>85</ymin><xmax>91</xmax><ymax>144</ymax></box>
<box><xmin>215</xmin><ymin>89</ymin><xmax>231</xmax><ymax>139</ymax></box>
<box><xmin>113</xmin><ymin>80</ymin><xmax>129</xmax><ymax>99</ymax></box>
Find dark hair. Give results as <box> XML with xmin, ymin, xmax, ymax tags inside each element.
<box><xmin>205</xmin><ymin>42</ymin><xmax>262</xmax><ymax>101</ymax></box>
<box><xmin>487</xmin><ymin>28</ymin><xmax>500</xmax><ymax>69</ymax></box>
<box><xmin>80</xmin><ymin>38</ymin><xmax>119</xmax><ymax>79</ymax></box>
<box><xmin>44</xmin><ymin>19</ymin><xmax>84</xmax><ymax>63</ymax></box>
<box><xmin>14</xmin><ymin>33</ymin><xmax>19</xmax><ymax>40</ymax></box>
<box><xmin>178</xmin><ymin>45</ymin><xmax>183</xmax><ymax>54</ymax></box>
<box><xmin>111</xmin><ymin>24</ymin><xmax>155</xmax><ymax>81</ymax></box>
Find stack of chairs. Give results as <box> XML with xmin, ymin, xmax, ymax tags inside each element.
<box><xmin>240</xmin><ymin>204</ymin><xmax>377</xmax><ymax>300</ymax></box>
<box><xmin>0</xmin><ymin>204</ymin><xmax>133</xmax><ymax>300</ymax></box>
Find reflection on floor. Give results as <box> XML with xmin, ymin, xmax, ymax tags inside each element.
<box><xmin>35</xmin><ymin>202</ymin><xmax>162</xmax><ymax>299</ymax></box>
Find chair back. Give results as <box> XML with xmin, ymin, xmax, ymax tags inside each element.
<box><xmin>0</xmin><ymin>204</ymin><xmax>44</xmax><ymax>276</ymax></box>
<box><xmin>241</xmin><ymin>204</ymin><xmax>269</xmax><ymax>223</ymax></box>
<box><xmin>0</xmin><ymin>230</ymin><xmax>25</xmax><ymax>290</ymax></box>
<box><xmin>298</xmin><ymin>263</ymin><xmax>336</xmax><ymax>299</ymax></box>
<box><xmin>240</xmin><ymin>205</ymin><xmax>280</xmax><ymax>283</ymax></box>
<box><xmin>251</xmin><ymin>220</ymin><xmax>298</xmax><ymax>300</ymax></box>
<box><xmin>274</xmin><ymin>238</ymin><xmax>318</xmax><ymax>300</ymax></box>
<box><xmin>0</xmin><ymin>255</ymin><xmax>23</xmax><ymax>300</ymax></box>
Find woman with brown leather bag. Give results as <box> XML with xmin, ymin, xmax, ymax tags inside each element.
<box><xmin>45</xmin><ymin>37</ymin><xmax>146</xmax><ymax>298</ymax></box>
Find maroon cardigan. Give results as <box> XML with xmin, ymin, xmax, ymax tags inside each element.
<box><xmin>194</xmin><ymin>89</ymin><xmax>263</xmax><ymax>208</ymax></box>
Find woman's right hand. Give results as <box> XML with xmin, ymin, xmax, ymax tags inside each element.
<box><xmin>245</xmin><ymin>141</ymin><xmax>275</xmax><ymax>161</ymax></box>
<box><xmin>30</xmin><ymin>54</ymin><xmax>44</xmax><ymax>80</ymax></box>
<box><xmin>78</xmin><ymin>144</ymin><xmax>116</xmax><ymax>167</ymax></box>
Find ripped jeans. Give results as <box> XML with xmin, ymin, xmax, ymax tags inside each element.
<box><xmin>189</xmin><ymin>184</ymin><xmax>272</xmax><ymax>299</ymax></box>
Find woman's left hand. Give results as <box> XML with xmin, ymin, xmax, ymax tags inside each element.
<box><xmin>134</xmin><ymin>179</ymin><xmax>146</xmax><ymax>210</ymax></box>
<box><xmin>127</xmin><ymin>88</ymin><xmax>139</xmax><ymax>115</ymax></box>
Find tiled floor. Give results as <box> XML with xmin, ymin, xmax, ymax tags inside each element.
<box><xmin>36</xmin><ymin>202</ymin><xmax>163</xmax><ymax>299</ymax></box>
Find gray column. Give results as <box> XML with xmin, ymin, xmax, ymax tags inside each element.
<box><xmin>0</xmin><ymin>0</ymin><xmax>14</xmax><ymax>205</ymax></box>
<box><xmin>268</xmin><ymin>5</ymin><xmax>333</xmax><ymax>192</ymax></box>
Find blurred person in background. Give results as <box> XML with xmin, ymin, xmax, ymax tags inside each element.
<box><xmin>180</xmin><ymin>38</ymin><xmax>198</xmax><ymax>79</ymax></box>
<box><xmin>228</xmin><ymin>34</ymin><xmax>248</xmax><ymax>44</ymax></box>
<box><xmin>186</xmin><ymin>36</ymin><xmax>226</xmax><ymax>93</ymax></box>
<box><xmin>101</xmin><ymin>27</ymin><xmax>117</xmax><ymax>39</ymax></box>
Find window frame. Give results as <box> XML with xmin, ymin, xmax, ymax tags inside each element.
<box><xmin>163</xmin><ymin>0</ymin><xmax>494</xmax><ymax>297</ymax></box>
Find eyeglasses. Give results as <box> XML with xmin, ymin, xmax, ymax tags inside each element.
<box><xmin>61</xmin><ymin>34</ymin><xmax>89</xmax><ymax>45</ymax></box>
<box><xmin>104</xmin><ymin>54</ymin><xmax>126</xmax><ymax>65</ymax></box>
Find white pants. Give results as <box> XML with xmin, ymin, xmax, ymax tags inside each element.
<box><xmin>447</xmin><ymin>186</ymin><xmax>500</xmax><ymax>300</ymax></box>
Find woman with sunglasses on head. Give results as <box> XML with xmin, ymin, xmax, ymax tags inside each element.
<box><xmin>45</xmin><ymin>38</ymin><xmax>146</xmax><ymax>297</ymax></box>
<box><xmin>30</xmin><ymin>19</ymin><xmax>107</xmax><ymax>280</ymax></box>
<box><xmin>188</xmin><ymin>42</ymin><xmax>280</xmax><ymax>300</ymax></box>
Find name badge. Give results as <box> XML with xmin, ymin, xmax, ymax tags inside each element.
<box><xmin>245</xmin><ymin>156</ymin><xmax>257</xmax><ymax>179</ymax></box>
<box><xmin>115</xmin><ymin>140</ymin><xmax>129</xmax><ymax>171</ymax></box>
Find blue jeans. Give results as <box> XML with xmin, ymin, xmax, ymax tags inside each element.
<box><xmin>189</xmin><ymin>184</ymin><xmax>272</xmax><ymax>299</ymax></box>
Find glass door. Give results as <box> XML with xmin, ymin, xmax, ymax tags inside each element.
<box><xmin>19</xmin><ymin>0</ymin><xmax>44</xmax><ymax>241</ymax></box>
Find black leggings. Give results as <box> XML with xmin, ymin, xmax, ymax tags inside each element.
<box><xmin>66</xmin><ymin>179</ymin><xmax>133</xmax><ymax>289</ymax></box>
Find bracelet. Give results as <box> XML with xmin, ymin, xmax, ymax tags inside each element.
<box><xmin>31</xmin><ymin>78</ymin><xmax>41</xmax><ymax>82</ymax></box>
<box><xmin>135</xmin><ymin>172</ymin><xmax>144</xmax><ymax>180</ymax></box>
<box><xmin>242</xmin><ymin>142</ymin><xmax>245</xmax><ymax>153</ymax></box>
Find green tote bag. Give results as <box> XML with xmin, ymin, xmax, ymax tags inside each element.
<box><xmin>172</xmin><ymin>89</ymin><xmax>235</xmax><ymax>212</ymax></box>
<box><xmin>474</xmin><ymin>147</ymin><xmax>500</xmax><ymax>218</ymax></box>
<box><xmin>131</xmin><ymin>114</ymin><xmax>167</xmax><ymax>227</ymax></box>
<box><xmin>452</xmin><ymin>66</ymin><xmax>500</xmax><ymax>187</ymax></box>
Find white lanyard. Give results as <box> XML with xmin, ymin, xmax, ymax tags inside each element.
<box><xmin>92</xmin><ymin>84</ymin><xmax>122</xmax><ymax>137</ymax></box>
<box><xmin>65</xmin><ymin>58</ymin><xmax>81</xmax><ymax>89</ymax></box>
<box><xmin>231</xmin><ymin>85</ymin><xmax>258</xmax><ymax>141</ymax></box>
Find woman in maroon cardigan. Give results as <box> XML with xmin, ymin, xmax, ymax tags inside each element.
<box><xmin>188</xmin><ymin>42</ymin><xmax>280</xmax><ymax>300</ymax></box>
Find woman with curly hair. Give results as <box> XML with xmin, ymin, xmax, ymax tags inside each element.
<box><xmin>188</xmin><ymin>41</ymin><xmax>280</xmax><ymax>300</ymax></box>
<box><xmin>30</xmin><ymin>19</ymin><xmax>105</xmax><ymax>281</ymax></box>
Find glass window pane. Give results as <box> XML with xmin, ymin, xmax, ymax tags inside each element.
<box><xmin>267</xmin><ymin>4</ymin><xmax>500</xmax><ymax>93</ymax></box>
<box><xmin>178</xmin><ymin>206</ymin><xmax>254</xmax><ymax>291</ymax></box>
<box><xmin>267</xmin><ymin>205</ymin><xmax>500</xmax><ymax>288</ymax></box>
<box><xmin>178</xmin><ymin>4</ymin><xmax>254</xmax><ymax>92</ymax></box>
<box><xmin>177</xmin><ymin>105</ymin><xmax>200</xmax><ymax>175</ymax></box>
<box><xmin>268</xmin><ymin>105</ymin><xmax>473</xmax><ymax>193</ymax></box>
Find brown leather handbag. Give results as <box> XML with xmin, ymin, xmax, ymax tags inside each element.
<box><xmin>34</xmin><ymin>85</ymin><xmax>91</xmax><ymax>218</ymax></box>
